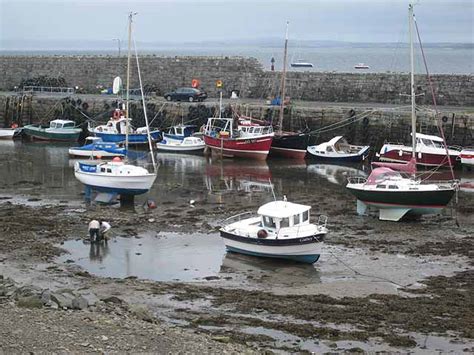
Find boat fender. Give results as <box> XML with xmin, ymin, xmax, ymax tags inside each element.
<box><xmin>257</xmin><ymin>229</ymin><xmax>268</xmax><ymax>239</ymax></box>
<box><xmin>76</xmin><ymin>98</ymin><xmax>82</xmax><ymax>106</ymax></box>
<box><xmin>82</xmin><ymin>102</ymin><xmax>89</xmax><ymax>111</ymax></box>
<box><xmin>441</xmin><ymin>116</ymin><xmax>448</xmax><ymax>123</ymax></box>
<box><xmin>363</xmin><ymin>117</ymin><xmax>369</xmax><ymax>125</ymax></box>
<box><xmin>113</xmin><ymin>110</ymin><xmax>121</xmax><ymax>119</ymax></box>
<box><xmin>348</xmin><ymin>109</ymin><xmax>356</xmax><ymax>117</ymax></box>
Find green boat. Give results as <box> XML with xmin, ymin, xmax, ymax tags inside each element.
<box><xmin>24</xmin><ymin>119</ymin><xmax>82</xmax><ymax>142</ymax></box>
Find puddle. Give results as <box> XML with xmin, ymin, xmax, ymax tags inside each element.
<box><xmin>57</xmin><ymin>232</ymin><xmax>226</xmax><ymax>282</ymax></box>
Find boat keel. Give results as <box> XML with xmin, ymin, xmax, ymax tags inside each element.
<box><xmin>379</xmin><ymin>208</ymin><xmax>411</xmax><ymax>221</ymax></box>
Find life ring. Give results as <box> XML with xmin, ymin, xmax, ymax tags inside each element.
<box><xmin>441</xmin><ymin>116</ymin><xmax>448</xmax><ymax>123</ymax></box>
<box><xmin>113</xmin><ymin>110</ymin><xmax>121</xmax><ymax>119</ymax></box>
<box><xmin>257</xmin><ymin>229</ymin><xmax>268</xmax><ymax>239</ymax></box>
<box><xmin>191</xmin><ymin>79</ymin><xmax>200</xmax><ymax>88</ymax></box>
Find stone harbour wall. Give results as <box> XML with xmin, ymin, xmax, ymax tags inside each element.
<box><xmin>0</xmin><ymin>55</ymin><xmax>473</xmax><ymax>106</ymax></box>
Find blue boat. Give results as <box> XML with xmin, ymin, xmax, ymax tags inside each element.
<box><xmin>69</xmin><ymin>137</ymin><xmax>127</xmax><ymax>158</ymax></box>
<box><xmin>307</xmin><ymin>136</ymin><xmax>370</xmax><ymax>162</ymax></box>
<box><xmin>89</xmin><ymin>111</ymin><xmax>161</xmax><ymax>144</ymax></box>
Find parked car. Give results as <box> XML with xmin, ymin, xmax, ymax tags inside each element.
<box><xmin>164</xmin><ymin>88</ymin><xmax>207</xmax><ymax>102</ymax></box>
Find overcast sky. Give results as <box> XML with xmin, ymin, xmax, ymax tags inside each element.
<box><xmin>1</xmin><ymin>0</ymin><xmax>473</xmax><ymax>49</ymax></box>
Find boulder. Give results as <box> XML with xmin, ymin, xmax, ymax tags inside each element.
<box><xmin>17</xmin><ymin>295</ymin><xmax>43</xmax><ymax>309</ymax></box>
<box><xmin>129</xmin><ymin>304</ymin><xmax>154</xmax><ymax>323</ymax></box>
<box><xmin>72</xmin><ymin>296</ymin><xmax>89</xmax><ymax>310</ymax></box>
<box><xmin>50</xmin><ymin>292</ymin><xmax>75</xmax><ymax>309</ymax></box>
<box><xmin>79</xmin><ymin>292</ymin><xmax>99</xmax><ymax>307</ymax></box>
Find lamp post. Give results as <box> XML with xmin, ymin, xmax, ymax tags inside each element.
<box><xmin>112</xmin><ymin>38</ymin><xmax>121</xmax><ymax>57</ymax></box>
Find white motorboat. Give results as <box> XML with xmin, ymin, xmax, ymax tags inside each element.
<box><xmin>156</xmin><ymin>136</ymin><xmax>205</xmax><ymax>153</ymax></box>
<box><xmin>307</xmin><ymin>136</ymin><xmax>370</xmax><ymax>162</ymax></box>
<box><xmin>290</xmin><ymin>61</ymin><xmax>313</xmax><ymax>68</ymax></box>
<box><xmin>220</xmin><ymin>197</ymin><xmax>327</xmax><ymax>264</ymax></box>
<box><xmin>354</xmin><ymin>63</ymin><xmax>370</xmax><ymax>69</ymax></box>
<box><xmin>460</xmin><ymin>147</ymin><xmax>474</xmax><ymax>168</ymax></box>
<box><xmin>0</xmin><ymin>127</ymin><xmax>18</xmax><ymax>139</ymax></box>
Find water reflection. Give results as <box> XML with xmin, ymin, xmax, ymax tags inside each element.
<box><xmin>306</xmin><ymin>163</ymin><xmax>368</xmax><ymax>185</ymax></box>
<box><xmin>204</xmin><ymin>160</ymin><xmax>273</xmax><ymax>194</ymax></box>
<box><xmin>89</xmin><ymin>241</ymin><xmax>110</xmax><ymax>262</ymax></box>
<box><xmin>220</xmin><ymin>252</ymin><xmax>321</xmax><ymax>287</ymax></box>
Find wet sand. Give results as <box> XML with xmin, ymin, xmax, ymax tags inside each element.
<box><xmin>0</xmin><ymin>143</ymin><xmax>473</xmax><ymax>353</ymax></box>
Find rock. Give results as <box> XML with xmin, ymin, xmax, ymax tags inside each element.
<box><xmin>211</xmin><ymin>336</ymin><xmax>231</xmax><ymax>343</ymax></box>
<box><xmin>203</xmin><ymin>276</ymin><xmax>219</xmax><ymax>281</ymax></box>
<box><xmin>79</xmin><ymin>292</ymin><xmax>99</xmax><ymax>307</ymax></box>
<box><xmin>50</xmin><ymin>292</ymin><xmax>75</xmax><ymax>309</ymax></box>
<box><xmin>17</xmin><ymin>295</ymin><xmax>43</xmax><ymax>309</ymax></box>
<box><xmin>102</xmin><ymin>296</ymin><xmax>124</xmax><ymax>304</ymax></box>
<box><xmin>13</xmin><ymin>285</ymin><xmax>42</xmax><ymax>299</ymax></box>
<box><xmin>129</xmin><ymin>304</ymin><xmax>154</xmax><ymax>323</ymax></box>
<box><xmin>72</xmin><ymin>296</ymin><xmax>89</xmax><ymax>310</ymax></box>
<box><xmin>41</xmin><ymin>290</ymin><xmax>51</xmax><ymax>304</ymax></box>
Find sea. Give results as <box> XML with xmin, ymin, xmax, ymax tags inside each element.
<box><xmin>1</xmin><ymin>44</ymin><xmax>473</xmax><ymax>75</ymax></box>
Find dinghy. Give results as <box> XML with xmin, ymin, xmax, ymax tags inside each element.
<box><xmin>307</xmin><ymin>136</ymin><xmax>370</xmax><ymax>162</ymax></box>
<box><xmin>156</xmin><ymin>136</ymin><xmax>205</xmax><ymax>153</ymax></box>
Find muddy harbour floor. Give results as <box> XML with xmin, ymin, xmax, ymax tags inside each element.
<box><xmin>0</xmin><ymin>141</ymin><xmax>473</xmax><ymax>353</ymax></box>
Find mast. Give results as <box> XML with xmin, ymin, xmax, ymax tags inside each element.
<box><xmin>133</xmin><ymin>23</ymin><xmax>157</xmax><ymax>173</ymax></box>
<box><xmin>278</xmin><ymin>21</ymin><xmax>289</xmax><ymax>135</ymax></box>
<box><xmin>125</xmin><ymin>12</ymin><xmax>133</xmax><ymax>151</ymax></box>
<box><xmin>409</xmin><ymin>4</ymin><xmax>416</xmax><ymax>159</ymax></box>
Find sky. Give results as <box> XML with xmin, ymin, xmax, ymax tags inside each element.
<box><xmin>0</xmin><ymin>0</ymin><xmax>473</xmax><ymax>50</ymax></box>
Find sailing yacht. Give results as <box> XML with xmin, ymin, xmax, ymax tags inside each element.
<box><xmin>270</xmin><ymin>22</ymin><xmax>311</xmax><ymax>160</ymax></box>
<box><xmin>74</xmin><ymin>12</ymin><xmax>157</xmax><ymax>196</ymax></box>
<box><xmin>346</xmin><ymin>4</ymin><xmax>457</xmax><ymax>221</ymax></box>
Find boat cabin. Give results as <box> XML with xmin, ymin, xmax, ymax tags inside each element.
<box><xmin>165</xmin><ymin>125</ymin><xmax>197</xmax><ymax>139</ymax></box>
<box><xmin>204</xmin><ymin>118</ymin><xmax>234</xmax><ymax>138</ymax></box>
<box><xmin>49</xmin><ymin>119</ymin><xmax>76</xmax><ymax>129</ymax></box>
<box><xmin>257</xmin><ymin>199</ymin><xmax>311</xmax><ymax>231</ymax></box>
<box><xmin>238</xmin><ymin>119</ymin><xmax>273</xmax><ymax>138</ymax></box>
<box><xmin>414</xmin><ymin>133</ymin><xmax>446</xmax><ymax>150</ymax></box>
<box><xmin>312</xmin><ymin>136</ymin><xmax>360</xmax><ymax>154</ymax></box>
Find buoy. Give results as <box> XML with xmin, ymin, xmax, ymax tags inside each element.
<box><xmin>11</xmin><ymin>123</ymin><xmax>18</xmax><ymax>129</ymax></box>
<box><xmin>191</xmin><ymin>79</ymin><xmax>200</xmax><ymax>88</ymax></box>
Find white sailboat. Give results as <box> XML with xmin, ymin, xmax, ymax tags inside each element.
<box><xmin>346</xmin><ymin>4</ymin><xmax>457</xmax><ymax>221</ymax></box>
<box><xmin>74</xmin><ymin>12</ymin><xmax>157</xmax><ymax>196</ymax></box>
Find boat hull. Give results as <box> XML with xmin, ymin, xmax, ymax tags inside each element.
<box><xmin>460</xmin><ymin>150</ymin><xmax>474</xmax><ymax>167</ymax></box>
<box><xmin>220</xmin><ymin>230</ymin><xmax>323</xmax><ymax>264</ymax></box>
<box><xmin>346</xmin><ymin>186</ymin><xmax>455</xmax><ymax>211</ymax></box>
<box><xmin>24</xmin><ymin>125</ymin><xmax>81</xmax><ymax>142</ymax></box>
<box><xmin>203</xmin><ymin>135</ymin><xmax>273</xmax><ymax>161</ymax></box>
<box><xmin>0</xmin><ymin>129</ymin><xmax>16</xmax><ymax>140</ymax></box>
<box><xmin>74</xmin><ymin>168</ymin><xmax>156</xmax><ymax>196</ymax></box>
<box><xmin>94</xmin><ymin>130</ymin><xmax>161</xmax><ymax>144</ymax></box>
<box><xmin>270</xmin><ymin>133</ymin><xmax>309</xmax><ymax>159</ymax></box>
<box><xmin>379</xmin><ymin>146</ymin><xmax>459</xmax><ymax>167</ymax></box>
<box><xmin>307</xmin><ymin>146</ymin><xmax>370</xmax><ymax>162</ymax></box>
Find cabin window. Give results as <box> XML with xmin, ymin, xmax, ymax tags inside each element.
<box><xmin>107</xmin><ymin>168</ymin><xmax>112</xmax><ymax>173</ymax></box>
<box><xmin>433</xmin><ymin>141</ymin><xmax>444</xmax><ymax>149</ymax></box>
<box><xmin>101</xmin><ymin>168</ymin><xmax>106</xmax><ymax>173</ymax></box>
<box><xmin>50</xmin><ymin>122</ymin><xmax>57</xmax><ymax>128</ymax></box>
<box><xmin>64</xmin><ymin>123</ymin><xmax>74</xmax><ymax>128</ymax></box>
<box><xmin>280</xmin><ymin>218</ymin><xmax>289</xmax><ymax>228</ymax></box>
<box><xmin>292</xmin><ymin>215</ymin><xmax>298</xmax><ymax>226</ymax></box>
<box><xmin>177</xmin><ymin>128</ymin><xmax>183</xmax><ymax>135</ymax></box>
<box><xmin>388</xmin><ymin>185</ymin><xmax>398</xmax><ymax>189</ymax></box>
<box><xmin>302</xmin><ymin>210</ymin><xmax>309</xmax><ymax>222</ymax></box>
<box><xmin>422</xmin><ymin>138</ymin><xmax>434</xmax><ymax>147</ymax></box>
<box><xmin>376</xmin><ymin>184</ymin><xmax>386</xmax><ymax>189</ymax></box>
<box><xmin>326</xmin><ymin>147</ymin><xmax>334</xmax><ymax>152</ymax></box>
<box><xmin>263</xmin><ymin>216</ymin><xmax>276</xmax><ymax>229</ymax></box>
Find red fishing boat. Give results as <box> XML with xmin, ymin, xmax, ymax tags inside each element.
<box><xmin>203</xmin><ymin>117</ymin><xmax>274</xmax><ymax>161</ymax></box>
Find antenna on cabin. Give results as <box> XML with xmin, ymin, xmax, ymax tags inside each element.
<box><xmin>269</xmin><ymin>178</ymin><xmax>277</xmax><ymax>201</ymax></box>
